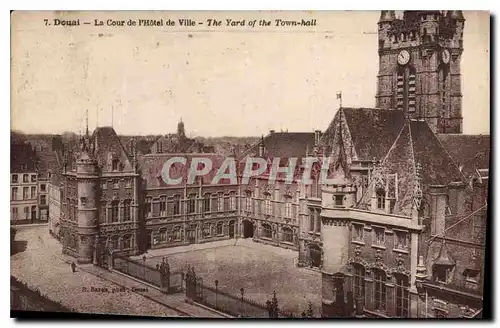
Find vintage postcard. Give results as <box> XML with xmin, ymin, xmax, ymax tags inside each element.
<box><xmin>10</xmin><ymin>10</ymin><xmax>490</xmax><ymax>319</ymax></box>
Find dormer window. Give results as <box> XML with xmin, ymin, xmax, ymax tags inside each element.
<box><xmin>112</xmin><ymin>159</ymin><xmax>119</xmax><ymax>171</ymax></box>
<box><xmin>376</xmin><ymin>189</ymin><xmax>386</xmax><ymax>210</ymax></box>
<box><xmin>334</xmin><ymin>195</ymin><xmax>344</xmax><ymax>206</ymax></box>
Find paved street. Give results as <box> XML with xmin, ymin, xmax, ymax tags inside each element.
<box><xmin>135</xmin><ymin>238</ymin><xmax>323</xmax><ymax>316</ymax></box>
<box><xmin>10</xmin><ymin>225</ymin><xmax>222</xmax><ymax>318</ymax></box>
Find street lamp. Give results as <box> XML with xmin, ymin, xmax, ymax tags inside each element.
<box><xmin>142</xmin><ymin>255</ymin><xmax>147</xmax><ymax>280</ymax></box>
<box><xmin>240</xmin><ymin>287</ymin><xmax>245</xmax><ymax>300</ymax></box>
<box><xmin>215</xmin><ymin>279</ymin><xmax>219</xmax><ymax>309</ymax></box>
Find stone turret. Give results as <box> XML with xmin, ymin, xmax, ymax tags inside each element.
<box><xmin>76</xmin><ymin>135</ymin><xmax>99</xmax><ymax>264</ymax></box>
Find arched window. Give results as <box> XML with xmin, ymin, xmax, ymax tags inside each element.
<box><xmin>376</xmin><ymin>189</ymin><xmax>386</xmax><ymax>210</ymax></box>
<box><xmin>216</xmin><ymin>221</ymin><xmax>224</xmax><ymax>235</ymax></box>
<box><xmin>172</xmin><ymin>226</ymin><xmax>182</xmax><ymax>241</ymax></box>
<box><xmin>111</xmin><ymin>235</ymin><xmax>120</xmax><ymax>250</ymax></box>
<box><xmin>264</xmin><ymin>196</ymin><xmax>272</xmax><ymax>215</ymax></box>
<box><xmin>111</xmin><ymin>200</ymin><xmax>119</xmax><ymax>222</ymax></box>
<box><xmin>217</xmin><ymin>192</ymin><xmax>224</xmax><ymax>212</ymax></box>
<box><xmin>284</xmin><ymin>200</ymin><xmax>291</xmax><ymax>218</ymax></box>
<box><xmin>282</xmin><ymin>227</ymin><xmax>293</xmax><ymax>243</ymax></box>
<box><xmin>373</xmin><ymin>269</ymin><xmax>387</xmax><ymax>312</ymax></box>
<box><xmin>262</xmin><ymin>223</ymin><xmax>272</xmax><ymax>238</ymax></box>
<box><xmin>122</xmin><ymin>234</ymin><xmax>132</xmax><ymax>250</ymax></box>
<box><xmin>352</xmin><ymin>263</ymin><xmax>366</xmax><ymax>298</ymax></box>
<box><xmin>173</xmin><ymin>195</ymin><xmax>181</xmax><ymax>215</ymax></box>
<box><xmin>159</xmin><ymin>196</ymin><xmax>166</xmax><ymax>215</ymax></box>
<box><xmin>158</xmin><ymin>228</ymin><xmax>167</xmax><ymax>243</ymax></box>
<box><xmin>188</xmin><ymin>194</ymin><xmax>196</xmax><ymax>214</ymax></box>
<box><xmin>395</xmin><ymin>274</ymin><xmax>410</xmax><ymax>318</ymax></box>
<box><xmin>203</xmin><ymin>223</ymin><xmax>211</xmax><ymax>238</ymax></box>
<box><xmin>396</xmin><ymin>66</ymin><xmax>416</xmax><ymax>114</ymax></box>
<box><xmin>123</xmin><ymin>199</ymin><xmax>132</xmax><ymax>221</ymax></box>
<box><xmin>203</xmin><ymin>193</ymin><xmax>211</xmax><ymax>213</ymax></box>
<box><xmin>245</xmin><ymin>191</ymin><xmax>253</xmax><ymax>212</ymax></box>
<box><xmin>229</xmin><ymin>192</ymin><xmax>236</xmax><ymax>211</ymax></box>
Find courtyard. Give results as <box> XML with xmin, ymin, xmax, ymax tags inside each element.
<box><xmin>139</xmin><ymin>238</ymin><xmax>322</xmax><ymax>315</ymax></box>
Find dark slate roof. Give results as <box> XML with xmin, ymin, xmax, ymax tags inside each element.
<box><xmin>409</xmin><ymin>121</ymin><xmax>466</xmax><ymax>186</ymax></box>
<box><xmin>356</xmin><ymin>120</ymin><xmax>466</xmax><ymax>216</ymax></box>
<box><xmin>436</xmin><ymin>134</ymin><xmax>491</xmax><ymax>177</ymax></box>
<box><xmin>341</xmin><ymin>108</ymin><xmax>406</xmax><ymax>161</ymax></box>
<box><xmin>11</xmin><ymin>143</ymin><xmax>37</xmax><ymax>173</ymax></box>
<box><xmin>92</xmin><ymin>127</ymin><xmax>134</xmax><ymax>173</ymax></box>
<box><xmin>263</xmin><ymin>132</ymin><xmax>315</xmax><ymax>158</ymax></box>
<box><xmin>36</xmin><ymin>149</ymin><xmax>60</xmax><ymax>180</ymax></box>
<box><xmin>138</xmin><ymin>153</ymin><xmax>232</xmax><ymax>188</ymax></box>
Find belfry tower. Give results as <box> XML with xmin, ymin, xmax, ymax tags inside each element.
<box><xmin>376</xmin><ymin>11</ymin><xmax>465</xmax><ymax>133</ymax></box>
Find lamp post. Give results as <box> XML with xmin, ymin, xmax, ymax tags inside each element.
<box><xmin>215</xmin><ymin>279</ymin><xmax>219</xmax><ymax>309</ymax></box>
<box><xmin>240</xmin><ymin>287</ymin><xmax>245</xmax><ymax>300</ymax></box>
<box><xmin>142</xmin><ymin>255</ymin><xmax>147</xmax><ymax>280</ymax></box>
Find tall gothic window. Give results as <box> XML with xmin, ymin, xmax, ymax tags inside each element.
<box><xmin>217</xmin><ymin>192</ymin><xmax>224</xmax><ymax>212</ymax></box>
<box><xmin>284</xmin><ymin>200</ymin><xmax>291</xmax><ymax>218</ymax></box>
<box><xmin>203</xmin><ymin>193</ymin><xmax>211</xmax><ymax>213</ymax></box>
<box><xmin>376</xmin><ymin>188</ymin><xmax>386</xmax><ymax>210</ymax></box>
<box><xmin>245</xmin><ymin>191</ymin><xmax>253</xmax><ymax>212</ymax></box>
<box><xmin>229</xmin><ymin>192</ymin><xmax>236</xmax><ymax>211</ymax></box>
<box><xmin>111</xmin><ymin>201</ymin><xmax>119</xmax><ymax>223</ymax></box>
<box><xmin>159</xmin><ymin>196</ymin><xmax>166</xmax><ymax>215</ymax></box>
<box><xmin>123</xmin><ymin>199</ymin><xmax>131</xmax><ymax>221</ymax></box>
<box><xmin>373</xmin><ymin>269</ymin><xmax>387</xmax><ymax>312</ymax></box>
<box><xmin>264</xmin><ymin>195</ymin><xmax>272</xmax><ymax>215</ymax></box>
<box><xmin>352</xmin><ymin>263</ymin><xmax>366</xmax><ymax>298</ymax></box>
<box><xmin>309</xmin><ymin>209</ymin><xmax>315</xmax><ymax>231</ymax></box>
<box><xmin>396</xmin><ymin>66</ymin><xmax>416</xmax><ymax>114</ymax></box>
<box><xmin>395</xmin><ymin>274</ymin><xmax>410</xmax><ymax>318</ymax></box>
<box><xmin>173</xmin><ymin>195</ymin><xmax>181</xmax><ymax>215</ymax></box>
<box><xmin>188</xmin><ymin>194</ymin><xmax>196</xmax><ymax>214</ymax></box>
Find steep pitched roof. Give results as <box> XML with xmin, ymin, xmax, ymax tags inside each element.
<box><xmin>356</xmin><ymin>120</ymin><xmax>466</xmax><ymax>216</ymax></box>
<box><xmin>138</xmin><ymin>153</ymin><xmax>232</xmax><ymax>188</ymax></box>
<box><xmin>92</xmin><ymin>127</ymin><xmax>134</xmax><ymax>173</ymax></box>
<box><xmin>436</xmin><ymin>134</ymin><xmax>491</xmax><ymax>177</ymax></box>
<box><xmin>320</xmin><ymin>108</ymin><xmax>405</xmax><ymax>162</ymax></box>
<box><xmin>11</xmin><ymin>143</ymin><xmax>37</xmax><ymax>173</ymax></box>
<box><xmin>240</xmin><ymin>132</ymin><xmax>315</xmax><ymax>160</ymax></box>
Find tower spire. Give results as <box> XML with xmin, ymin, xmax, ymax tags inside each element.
<box><xmin>85</xmin><ymin>108</ymin><xmax>89</xmax><ymax>136</ymax></box>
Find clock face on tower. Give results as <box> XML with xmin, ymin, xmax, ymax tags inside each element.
<box><xmin>442</xmin><ymin>49</ymin><xmax>451</xmax><ymax>64</ymax></box>
<box><xmin>397</xmin><ymin>50</ymin><xmax>410</xmax><ymax>66</ymax></box>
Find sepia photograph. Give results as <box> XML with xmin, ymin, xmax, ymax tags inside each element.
<box><xmin>10</xmin><ymin>10</ymin><xmax>490</xmax><ymax>319</ymax></box>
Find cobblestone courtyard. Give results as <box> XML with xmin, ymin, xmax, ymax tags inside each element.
<box><xmin>142</xmin><ymin>239</ymin><xmax>322</xmax><ymax>315</ymax></box>
<box><xmin>10</xmin><ymin>225</ymin><xmax>220</xmax><ymax>317</ymax></box>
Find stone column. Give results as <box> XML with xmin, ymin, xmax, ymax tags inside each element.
<box><xmin>364</xmin><ymin>273</ymin><xmax>374</xmax><ymax>311</ymax></box>
<box><xmin>386</xmin><ymin>277</ymin><xmax>396</xmax><ymax>317</ymax></box>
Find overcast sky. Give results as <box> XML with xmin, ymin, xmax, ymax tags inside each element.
<box><xmin>11</xmin><ymin>11</ymin><xmax>490</xmax><ymax>137</ymax></box>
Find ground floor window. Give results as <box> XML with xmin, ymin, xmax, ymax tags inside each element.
<box><xmin>262</xmin><ymin>223</ymin><xmax>272</xmax><ymax>238</ymax></box>
<box><xmin>122</xmin><ymin>235</ymin><xmax>132</xmax><ymax>250</ymax></box>
<box><xmin>352</xmin><ymin>263</ymin><xmax>365</xmax><ymax>298</ymax></box>
<box><xmin>395</xmin><ymin>274</ymin><xmax>410</xmax><ymax>317</ymax></box>
<box><xmin>216</xmin><ymin>222</ymin><xmax>224</xmax><ymax>235</ymax></box>
<box><xmin>282</xmin><ymin>227</ymin><xmax>293</xmax><ymax>243</ymax></box>
<box><xmin>373</xmin><ymin>269</ymin><xmax>387</xmax><ymax>312</ymax></box>
<box><xmin>308</xmin><ymin>244</ymin><xmax>322</xmax><ymax>268</ymax></box>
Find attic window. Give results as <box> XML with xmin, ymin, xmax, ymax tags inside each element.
<box><xmin>433</xmin><ymin>264</ymin><xmax>454</xmax><ymax>284</ymax></box>
<box><xmin>112</xmin><ymin>159</ymin><xmax>119</xmax><ymax>171</ymax></box>
<box><xmin>334</xmin><ymin>195</ymin><xmax>344</xmax><ymax>206</ymax></box>
<box><xmin>376</xmin><ymin>189</ymin><xmax>386</xmax><ymax>210</ymax></box>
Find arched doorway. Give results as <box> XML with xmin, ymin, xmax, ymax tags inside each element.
<box><xmin>229</xmin><ymin>220</ymin><xmax>235</xmax><ymax>238</ymax></box>
<box><xmin>242</xmin><ymin>220</ymin><xmax>254</xmax><ymax>238</ymax></box>
<box><xmin>308</xmin><ymin>244</ymin><xmax>322</xmax><ymax>268</ymax></box>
